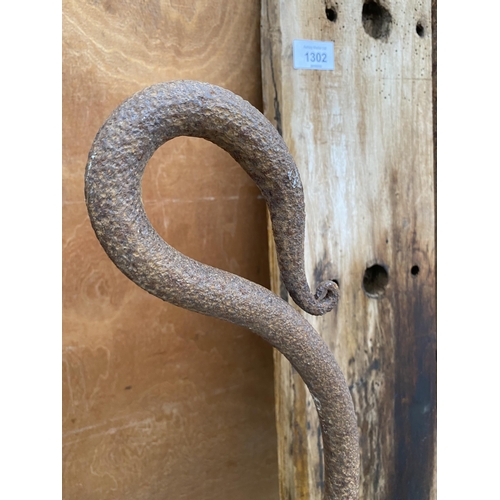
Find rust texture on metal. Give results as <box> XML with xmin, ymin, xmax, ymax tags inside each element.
<box><xmin>84</xmin><ymin>80</ymin><xmax>359</xmax><ymax>499</ymax></box>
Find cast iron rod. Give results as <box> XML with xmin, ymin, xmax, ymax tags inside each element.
<box><xmin>85</xmin><ymin>80</ymin><xmax>359</xmax><ymax>499</ymax></box>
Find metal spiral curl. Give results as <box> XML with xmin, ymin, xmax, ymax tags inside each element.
<box><xmin>85</xmin><ymin>80</ymin><xmax>359</xmax><ymax>499</ymax></box>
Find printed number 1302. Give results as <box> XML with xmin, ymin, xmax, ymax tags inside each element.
<box><xmin>305</xmin><ymin>52</ymin><xmax>327</xmax><ymax>63</ymax></box>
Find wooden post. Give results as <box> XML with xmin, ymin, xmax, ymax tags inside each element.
<box><xmin>261</xmin><ymin>1</ymin><xmax>436</xmax><ymax>498</ymax></box>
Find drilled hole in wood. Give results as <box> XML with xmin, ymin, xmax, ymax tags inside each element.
<box><xmin>362</xmin><ymin>0</ymin><xmax>392</xmax><ymax>40</ymax></box>
<box><xmin>325</xmin><ymin>7</ymin><xmax>337</xmax><ymax>22</ymax></box>
<box><xmin>362</xmin><ymin>264</ymin><xmax>388</xmax><ymax>298</ymax></box>
<box><xmin>411</xmin><ymin>265</ymin><xmax>420</xmax><ymax>276</ymax></box>
<box><xmin>416</xmin><ymin>22</ymin><xmax>425</xmax><ymax>37</ymax></box>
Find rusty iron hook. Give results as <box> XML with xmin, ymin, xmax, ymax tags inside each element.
<box><xmin>85</xmin><ymin>80</ymin><xmax>359</xmax><ymax>499</ymax></box>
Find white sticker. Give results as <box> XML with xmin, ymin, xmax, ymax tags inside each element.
<box><xmin>293</xmin><ymin>40</ymin><xmax>334</xmax><ymax>71</ymax></box>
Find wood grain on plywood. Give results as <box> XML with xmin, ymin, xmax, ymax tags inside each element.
<box><xmin>63</xmin><ymin>1</ymin><xmax>279</xmax><ymax>499</ymax></box>
<box><xmin>261</xmin><ymin>1</ymin><xmax>436</xmax><ymax>498</ymax></box>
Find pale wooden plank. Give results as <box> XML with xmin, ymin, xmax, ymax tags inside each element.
<box><xmin>261</xmin><ymin>1</ymin><xmax>436</xmax><ymax>498</ymax></box>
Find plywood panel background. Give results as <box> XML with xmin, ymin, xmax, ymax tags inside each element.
<box><xmin>62</xmin><ymin>1</ymin><xmax>279</xmax><ymax>498</ymax></box>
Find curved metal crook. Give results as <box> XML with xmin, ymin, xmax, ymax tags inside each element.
<box><xmin>85</xmin><ymin>80</ymin><xmax>359</xmax><ymax>499</ymax></box>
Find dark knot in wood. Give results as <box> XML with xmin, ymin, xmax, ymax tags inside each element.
<box><xmin>84</xmin><ymin>80</ymin><xmax>359</xmax><ymax>499</ymax></box>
